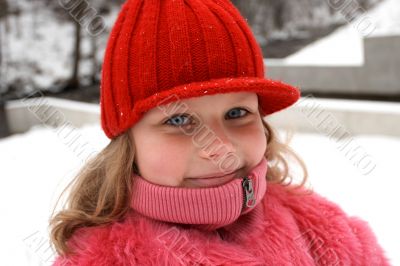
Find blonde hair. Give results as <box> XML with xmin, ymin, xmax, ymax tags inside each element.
<box><xmin>49</xmin><ymin>117</ymin><xmax>308</xmax><ymax>256</ymax></box>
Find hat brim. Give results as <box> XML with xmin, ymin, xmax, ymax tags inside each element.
<box><xmin>134</xmin><ymin>77</ymin><xmax>301</xmax><ymax>118</ymax></box>
<box><xmin>107</xmin><ymin>77</ymin><xmax>301</xmax><ymax>138</ymax></box>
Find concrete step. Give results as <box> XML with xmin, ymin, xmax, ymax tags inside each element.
<box><xmin>267</xmin><ymin>95</ymin><xmax>400</xmax><ymax>137</ymax></box>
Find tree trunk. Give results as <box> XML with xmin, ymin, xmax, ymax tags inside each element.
<box><xmin>32</xmin><ymin>0</ymin><xmax>39</xmax><ymax>38</ymax></box>
<box><xmin>64</xmin><ymin>19</ymin><xmax>81</xmax><ymax>91</ymax></box>
<box><xmin>230</xmin><ymin>0</ymin><xmax>240</xmax><ymax>8</ymax></box>
<box><xmin>0</xmin><ymin>0</ymin><xmax>6</xmax><ymax>88</ymax></box>
<box><xmin>0</xmin><ymin>99</ymin><xmax>10</xmax><ymax>138</ymax></box>
<box><xmin>90</xmin><ymin>35</ymin><xmax>98</xmax><ymax>84</ymax></box>
<box><xmin>273</xmin><ymin>2</ymin><xmax>285</xmax><ymax>30</ymax></box>
<box><xmin>0</xmin><ymin>22</ymin><xmax>2</xmax><ymax>71</ymax></box>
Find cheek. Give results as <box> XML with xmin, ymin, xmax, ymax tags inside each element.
<box><xmin>236</xmin><ymin>121</ymin><xmax>267</xmax><ymax>161</ymax></box>
<box><xmin>135</xmin><ymin>133</ymin><xmax>191</xmax><ymax>186</ymax></box>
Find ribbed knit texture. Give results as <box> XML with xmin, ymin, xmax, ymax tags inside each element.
<box><xmin>130</xmin><ymin>158</ymin><xmax>268</xmax><ymax>230</ymax></box>
<box><xmin>100</xmin><ymin>0</ymin><xmax>301</xmax><ymax>139</ymax></box>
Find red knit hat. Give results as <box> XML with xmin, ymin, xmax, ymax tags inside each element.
<box><xmin>100</xmin><ymin>0</ymin><xmax>301</xmax><ymax>139</ymax></box>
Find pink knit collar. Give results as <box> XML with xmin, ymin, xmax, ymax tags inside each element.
<box><xmin>130</xmin><ymin>158</ymin><xmax>268</xmax><ymax>230</ymax></box>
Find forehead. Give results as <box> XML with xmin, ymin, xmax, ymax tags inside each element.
<box><xmin>145</xmin><ymin>92</ymin><xmax>257</xmax><ymax>118</ymax></box>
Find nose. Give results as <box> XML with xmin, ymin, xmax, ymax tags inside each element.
<box><xmin>196</xmin><ymin>123</ymin><xmax>236</xmax><ymax>161</ymax></box>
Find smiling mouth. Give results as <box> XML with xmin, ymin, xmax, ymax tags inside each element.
<box><xmin>191</xmin><ymin>170</ymin><xmax>238</xmax><ymax>179</ymax></box>
<box><xmin>186</xmin><ymin>168</ymin><xmax>243</xmax><ymax>188</ymax></box>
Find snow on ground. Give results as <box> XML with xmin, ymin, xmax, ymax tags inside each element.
<box><xmin>0</xmin><ymin>124</ymin><xmax>109</xmax><ymax>266</ymax></box>
<box><xmin>290</xmin><ymin>132</ymin><xmax>400</xmax><ymax>265</ymax></box>
<box><xmin>283</xmin><ymin>0</ymin><xmax>400</xmax><ymax>65</ymax></box>
<box><xmin>0</xmin><ymin>124</ymin><xmax>399</xmax><ymax>265</ymax></box>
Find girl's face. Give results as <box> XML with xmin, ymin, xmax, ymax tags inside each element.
<box><xmin>130</xmin><ymin>92</ymin><xmax>267</xmax><ymax>188</ymax></box>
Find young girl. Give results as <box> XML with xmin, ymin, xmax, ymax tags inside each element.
<box><xmin>50</xmin><ymin>0</ymin><xmax>390</xmax><ymax>265</ymax></box>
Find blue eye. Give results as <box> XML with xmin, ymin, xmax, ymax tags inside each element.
<box><xmin>165</xmin><ymin>114</ymin><xmax>191</xmax><ymax>127</ymax></box>
<box><xmin>226</xmin><ymin>108</ymin><xmax>248</xmax><ymax>119</ymax></box>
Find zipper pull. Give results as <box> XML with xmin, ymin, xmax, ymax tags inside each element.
<box><xmin>242</xmin><ymin>176</ymin><xmax>256</xmax><ymax>209</ymax></box>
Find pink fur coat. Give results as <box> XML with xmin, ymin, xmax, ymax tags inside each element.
<box><xmin>53</xmin><ymin>183</ymin><xmax>390</xmax><ymax>265</ymax></box>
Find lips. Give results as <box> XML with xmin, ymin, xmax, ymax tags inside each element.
<box><xmin>191</xmin><ymin>169</ymin><xmax>238</xmax><ymax>179</ymax></box>
<box><xmin>186</xmin><ymin>169</ymin><xmax>242</xmax><ymax>188</ymax></box>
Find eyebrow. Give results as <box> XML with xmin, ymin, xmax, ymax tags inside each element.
<box><xmin>229</xmin><ymin>94</ymin><xmax>258</xmax><ymax>104</ymax></box>
<box><xmin>227</xmin><ymin>93</ymin><xmax>257</xmax><ymax>103</ymax></box>
<box><xmin>227</xmin><ymin>95</ymin><xmax>258</xmax><ymax>107</ymax></box>
<box><xmin>151</xmin><ymin>94</ymin><xmax>257</xmax><ymax>119</ymax></box>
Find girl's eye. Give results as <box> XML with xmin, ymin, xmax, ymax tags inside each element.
<box><xmin>225</xmin><ymin>108</ymin><xmax>249</xmax><ymax>119</ymax></box>
<box><xmin>165</xmin><ymin>108</ymin><xmax>249</xmax><ymax>127</ymax></box>
<box><xmin>165</xmin><ymin>114</ymin><xmax>192</xmax><ymax>127</ymax></box>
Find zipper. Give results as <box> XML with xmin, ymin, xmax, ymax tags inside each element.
<box><xmin>241</xmin><ymin>176</ymin><xmax>256</xmax><ymax>211</ymax></box>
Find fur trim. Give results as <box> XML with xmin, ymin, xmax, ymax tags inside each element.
<box><xmin>53</xmin><ymin>183</ymin><xmax>390</xmax><ymax>265</ymax></box>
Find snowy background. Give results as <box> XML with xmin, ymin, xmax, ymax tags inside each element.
<box><xmin>284</xmin><ymin>0</ymin><xmax>400</xmax><ymax>65</ymax></box>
